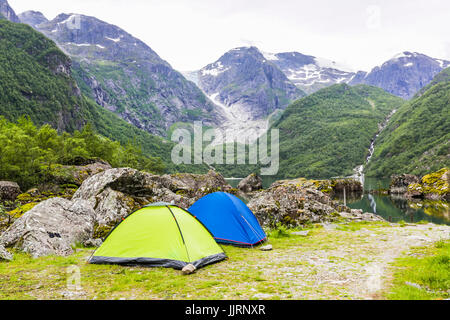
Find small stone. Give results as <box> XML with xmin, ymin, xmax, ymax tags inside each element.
<box><xmin>405</xmin><ymin>282</ymin><xmax>422</xmax><ymax>290</ymax></box>
<box><xmin>252</xmin><ymin>293</ymin><xmax>273</xmax><ymax>299</ymax></box>
<box><xmin>182</xmin><ymin>264</ymin><xmax>197</xmax><ymax>275</ymax></box>
<box><xmin>260</xmin><ymin>245</ymin><xmax>273</xmax><ymax>251</ymax></box>
<box><xmin>292</xmin><ymin>231</ymin><xmax>310</xmax><ymax>237</ymax></box>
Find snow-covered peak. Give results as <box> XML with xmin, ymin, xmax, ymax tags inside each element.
<box><xmin>314</xmin><ymin>57</ymin><xmax>355</xmax><ymax>73</ymax></box>
<box><xmin>262</xmin><ymin>51</ymin><xmax>279</xmax><ymax>61</ymax></box>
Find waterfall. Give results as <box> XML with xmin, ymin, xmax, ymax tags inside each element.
<box><xmin>351</xmin><ymin>108</ymin><xmax>398</xmax><ymax>185</ymax></box>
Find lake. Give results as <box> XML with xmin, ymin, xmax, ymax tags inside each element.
<box><xmin>226</xmin><ymin>176</ymin><xmax>450</xmax><ymax>225</ymax></box>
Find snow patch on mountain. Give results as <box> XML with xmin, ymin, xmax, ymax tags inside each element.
<box><xmin>208</xmin><ymin>93</ymin><xmax>269</xmax><ymax>145</ymax></box>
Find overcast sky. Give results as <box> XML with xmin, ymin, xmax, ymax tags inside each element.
<box><xmin>9</xmin><ymin>0</ymin><xmax>450</xmax><ymax>72</ymax></box>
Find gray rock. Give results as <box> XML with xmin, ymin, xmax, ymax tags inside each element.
<box><xmin>0</xmin><ymin>181</ymin><xmax>21</xmax><ymax>202</ymax></box>
<box><xmin>0</xmin><ymin>243</ymin><xmax>13</xmax><ymax>261</ymax></box>
<box><xmin>0</xmin><ymin>198</ymin><xmax>95</xmax><ymax>258</ymax></box>
<box><xmin>292</xmin><ymin>230</ymin><xmax>310</xmax><ymax>237</ymax></box>
<box><xmin>405</xmin><ymin>282</ymin><xmax>422</xmax><ymax>290</ymax></box>
<box><xmin>181</xmin><ymin>264</ymin><xmax>197</xmax><ymax>275</ymax></box>
<box><xmin>73</xmin><ymin>168</ymin><xmax>234</xmax><ymax>228</ymax></box>
<box><xmin>238</xmin><ymin>173</ymin><xmax>263</xmax><ymax>193</ymax></box>
<box><xmin>260</xmin><ymin>245</ymin><xmax>273</xmax><ymax>251</ymax></box>
<box><xmin>390</xmin><ymin>174</ymin><xmax>420</xmax><ymax>195</ymax></box>
<box><xmin>83</xmin><ymin>238</ymin><xmax>103</xmax><ymax>248</ymax></box>
<box><xmin>248</xmin><ymin>182</ymin><xmax>339</xmax><ymax>228</ymax></box>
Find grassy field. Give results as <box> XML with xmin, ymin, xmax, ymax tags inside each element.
<box><xmin>384</xmin><ymin>239</ymin><xmax>450</xmax><ymax>300</ymax></box>
<box><xmin>0</xmin><ymin>221</ymin><xmax>449</xmax><ymax>300</ymax></box>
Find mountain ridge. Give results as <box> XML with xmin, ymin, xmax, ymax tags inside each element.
<box><xmin>21</xmin><ymin>11</ymin><xmax>224</xmax><ymax>137</ymax></box>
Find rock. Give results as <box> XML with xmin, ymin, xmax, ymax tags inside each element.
<box><xmin>0</xmin><ymin>198</ymin><xmax>95</xmax><ymax>258</ymax></box>
<box><xmin>405</xmin><ymin>282</ymin><xmax>422</xmax><ymax>290</ymax></box>
<box><xmin>321</xmin><ymin>223</ymin><xmax>338</xmax><ymax>230</ymax></box>
<box><xmin>161</xmin><ymin>170</ymin><xmax>234</xmax><ymax>199</ymax></box>
<box><xmin>390</xmin><ymin>174</ymin><xmax>420</xmax><ymax>195</ymax></box>
<box><xmin>260</xmin><ymin>245</ymin><xmax>273</xmax><ymax>251</ymax></box>
<box><xmin>406</xmin><ymin>168</ymin><xmax>449</xmax><ymax>200</ymax></box>
<box><xmin>0</xmin><ymin>243</ymin><xmax>13</xmax><ymax>261</ymax></box>
<box><xmin>339</xmin><ymin>210</ymin><xmax>385</xmax><ymax>222</ymax></box>
<box><xmin>83</xmin><ymin>238</ymin><xmax>103</xmax><ymax>248</ymax></box>
<box><xmin>292</xmin><ymin>231</ymin><xmax>310</xmax><ymax>237</ymax></box>
<box><xmin>181</xmin><ymin>264</ymin><xmax>197</xmax><ymax>275</ymax></box>
<box><xmin>0</xmin><ymin>181</ymin><xmax>21</xmax><ymax>202</ymax></box>
<box><xmin>45</xmin><ymin>160</ymin><xmax>112</xmax><ymax>187</ymax></box>
<box><xmin>248</xmin><ymin>182</ymin><xmax>340</xmax><ymax>228</ymax></box>
<box><xmin>252</xmin><ymin>293</ymin><xmax>273</xmax><ymax>299</ymax></box>
<box><xmin>72</xmin><ymin>168</ymin><xmax>234</xmax><ymax>232</ymax></box>
<box><xmin>238</xmin><ymin>173</ymin><xmax>263</xmax><ymax>193</ymax></box>
<box><xmin>332</xmin><ymin>179</ymin><xmax>363</xmax><ymax>194</ymax></box>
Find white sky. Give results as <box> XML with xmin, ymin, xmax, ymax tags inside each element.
<box><xmin>9</xmin><ymin>0</ymin><xmax>450</xmax><ymax>72</ymax></box>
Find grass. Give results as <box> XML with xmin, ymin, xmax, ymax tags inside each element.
<box><xmin>385</xmin><ymin>240</ymin><xmax>450</xmax><ymax>300</ymax></box>
<box><xmin>0</xmin><ymin>221</ymin><xmax>447</xmax><ymax>300</ymax></box>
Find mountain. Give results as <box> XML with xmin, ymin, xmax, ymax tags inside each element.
<box><xmin>193</xmin><ymin>46</ymin><xmax>304</xmax><ymax>120</ymax></box>
<box><xmin>366</xmin><ymin>67</ymin><xmax>450</xmax><ymax>177</ymax></box>
<box><xmin>186</xmin><ymin>46</ymin><xmax>305</xmax><ymax>144</ymax></box>
<box><xmin>0</xmin><ymin>18</ymin><xmax>177</xmax><ymax>170</ymax></box>
<box><xmin>415</xmin><ymin>67</ymin><xmax>450</xmax><ymax>97</ymax></box>
<box><xmin>272</xmin><ymin>84</ymin><xmax>405</xmax><ymax>179</ymax></box>
<box><xmin>18</xmin><ymin>10</ymin><xmax>48</xmax><ymax>28</ymax></box>
<box><xmin>262</xmin><ymin>51</ymin><xmax>356</xmax><ymax>94</ymax></box>
<box><xmin>22</xmin><ymin>12</ymin><xmax>222</xmax><ymax>136</ymax></box>
<box><xmin>0</xmin><ymin>0</ymin><xmax>19</xmax><ymax>23</ymax></box>
<box><xmin>350</xmin><ymin>52</ymin><xmax>450</xmax><ymax>99</ymax></box>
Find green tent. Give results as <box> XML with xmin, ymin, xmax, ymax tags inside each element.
<box><xmin>89</xmin><ymin>204</ymin><xmax>227</xmax><ymax>270</ymax></box>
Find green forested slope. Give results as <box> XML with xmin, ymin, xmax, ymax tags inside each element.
<box><xmin>272</xmin><ymin>84</ymin><xmax>405</xmax><ymax>179</ymax></box>
<box><xmin>366</xmin><ymin>70</ymin><xmax>450</xmax><ymax>177</ymax></box>
<box><xmin>0</xmin><ymin>19</ymin><xmax>189</xmax><ymax>173</ymax></box>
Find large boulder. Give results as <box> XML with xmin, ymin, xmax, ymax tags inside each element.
<box><xmin>161</xmin><ymin>170</ymin><xmax>234</xmax><ymax>199</ymax></box>
<box><xmin>0</xmin><ymin>181</ymin><xmax>21</xmax><ymax>202</ymax></box>
<box><xmin>0</xmin><ymin>198</ymin><xmax>95</xmax><ymax>258</ymax></box>
<box><xmin>406</xmin><ymin>168</ymin><xmax>450</xmax><ymax>200</ymax></box>
<box><xmin>238</xmin><ymin>173</ymin><xmax>263</xmax><ymax>193</ymax></box>
<box><xmin>390</xmin><ymin>174</ymin><xmax>420</xmax><ymax>194</ymax></box>
<box><xmin>248</xmin><ymin>179</ymin><xmax>384</xmax><ymax>228</ymax></box>
<box><xmin>331</xmin><ymin>179</ymin><xmax>363</xmax><ymax>194</ymax></box>
<box><xmin>44</xmin><ymin>160</ymin><xmax>112</xmax><ymax>187</ymax></box>
<box><xmin>248</xmin><ymin>183</ymin><xmax>340</xmax><ymax>227</ymax></box>
<box><xmin>72</xmin><ymin>168</ymin><xmax>234</xmax><ymax>232</ymax></box>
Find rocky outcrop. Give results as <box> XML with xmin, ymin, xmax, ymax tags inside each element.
<box><xmin>0</xmin><ymin>181</ymin><xmax>21</xmax><ymax>202</ymax></box>
<box><xmin>72</xmin><ymin>168</ymin><xmax>234</xmax><ymax>230</ymax></box>
<box><xmin>0</xmin><ymin>0</ymin><xmax>20</xmax><ymax>23</ymax></box>
<box><xmin>18</xmin><ymin>10</ymin><xmax>48</xmax><ymax>28</ymax></box>
<box><xmin>406</xmin><ymin>168</ymin><xmax>449</xmax><ymax>200</ymax></box>
<box><xmin>248</xmin><ymin>179</ymin><xmax>383</xmax><ymax>228</ymax></box>
<box><xmin>390</xmin><ymin>174</ymin><xmax>420</xmax><ymax>195</ymax></box>
<box><xmin>330</xmin><ymin>179</ymin><xmax>363</xmax><ymax>194</ymax></box>
<box><xmin>238</xmin><ymin>173</ymin><xmax>263</xmax><ymax>193</ymax></box>
<box><xmin>0</xmin><ymin>243</ymin><xmax>12</xmax><ymax>261</ymax></box>
<box><xmin>0</xmin><ymin>198</ymin><xmax>95</xmax><ymax>258</ymax></box>
<box><xmin>46</xmin><ymin>160</ymin><xmax>112</xmax><ymax>187</ymax></box>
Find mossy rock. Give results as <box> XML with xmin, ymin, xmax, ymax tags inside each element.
<box><xmin>7</xmin><ymin>202</ymin><xmax>38</xmax><ymax>219</ymax></box>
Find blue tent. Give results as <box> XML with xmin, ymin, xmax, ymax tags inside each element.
<box><xmin>189</xmin><ymin>192</ymin><xmax>267</xmax><ymax>247</ymax></box>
